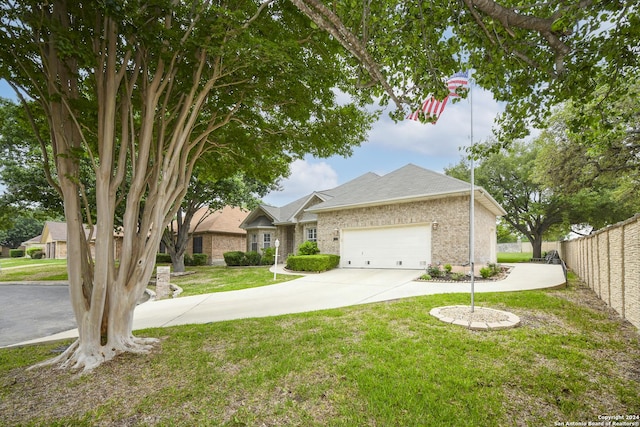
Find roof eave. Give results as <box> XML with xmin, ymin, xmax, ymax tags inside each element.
<box><xmin>307</xmin><ymin>188</ymin><xmax>506</xmax><ymax>217</ymax></box>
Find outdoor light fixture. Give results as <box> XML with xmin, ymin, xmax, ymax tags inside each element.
<box><xmin>432</xmin><ymin>221</ymin><xmax>439</xmax><ymax>230</ymax></box>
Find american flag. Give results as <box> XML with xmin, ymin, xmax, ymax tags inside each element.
<box><xmin>407</xmin><ymin>94</ymin><xmax>450</xmax><ymax>124</ymax></box>
<box><xmin>407</xmin><ymin>71</ymin><xmax>469</xmax><ymax>124</ymax></box>
<box><xmin>447</xmin><ymin>71</ymin><xmax>470</xmax><ymax>97</ymax></box>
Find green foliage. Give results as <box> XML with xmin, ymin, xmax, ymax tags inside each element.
<box><xmin>533</xmin><ymin>90</ymin><xmax>640</xmax><ymax>230</ymax></box>
<box><xmin>448</xmin><ymin>141</ymin><xmax>561</xmax><ymax>258</ymax></box>
<box><xmin>419</xmin><ymin>274</ymin><xmax>432</xmax><ymax>281</ymax></box>
<box><xmin>286</xmin><ymin>254</ymin><xmax>339</xmax><ymax>272</ymax></box>
<box><xmin>244</xmin><ymin>251</ymin><xmax>262</xmax><ymax>266</ymax></box>
<box><xmin>480</xmin><ymin>267</ymin><xmax>492</xmax><ymax>279</ymax></box>
<box><xmin>426</xmin><ymin>264</ymin><xmax>442</xmax><ymax>278</ymax></box>
<box><xmin>26</xmin><ymin>247</ymin><xmax>44</xmax><ymax>259</ymax></box>
<box><xmin>261</xmin><ymin>246</ymin><xmax>275</xmax><ymax>265</ymax></box>
<box><xmin>480</xmin><ymin>264</ymin><xmax>501</xmax><ymax>279</ymax></box>
<box><xmin>223</xmin><ymin>251</ymin><xmax>262</xmax><ymax>267</ymax></box>
<box><xmin>223</xmin><ymin>251</ymin><xmax>246</xmax><ymax>267</ymax></box>
<box><xmin>156</xmin><ymin>253</ymin><xmax>172</xmax><ymax>264</ymax></box>
<box><xmin>184</xmin><ymin>253</ymin><xmax>208</xmax><ymax>266</ymax></box>
<box><xmin>450</xmin><ymin>272</ymin><xmax>465</xmax><ymax>281</ymax></box>
<box><xmin>0</xmin><ymin>215</ymin><xmax>44</xmax><ymax>249</ymax></box>
<box><xmin>0</xmin><ymin>99</ymin><xmax>64</xmax><ymax>218</ymax></box>
<box><xmin>9</xmin><ymin>249</ymin><xmax>24</xmax><ymax>258</ymax></box>
<box><xmin>443</xmin><ymin>264</ymin><xmax>452</xmax><ymax>273</ymax></box>
<box><xmin>297</xmin><ymin>241</ymin><xmax>320</xmax><ymax>255</ymax></box>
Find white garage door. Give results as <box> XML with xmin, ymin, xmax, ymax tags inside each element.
<box><xmin>341</xmin><ymin>224</ymin><xmax>431</xmax><ymax>269</ymax></box>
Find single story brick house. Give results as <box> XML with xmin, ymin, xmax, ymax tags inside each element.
<box><xmin>180</xmin><ymin>206</ymin><xmax>249</xmax><ymax>264</ymax></box>
<box><xmin>240</xmin><ymin>164</ymin><xmax>506</xmax><ymax>269</ymax></box>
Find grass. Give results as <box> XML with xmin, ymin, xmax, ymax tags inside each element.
<box><xmin>497</xmin><ymin>252</ymin><xmax>533</xmax><ymax>263</ymax></box>
<box><xmin>170</xmin><ymin>266</ymin><xmax>302</xmax><ymax>296</ymax></box>
<box><xmin>1</xmin><ymin>272</ymin><xmax>639</xmax><ymax>426</ymax></box>
<box><xmin>0</xmin><ymin>258</ymin><xmax>68</xmax><ymax>281</ymax></box>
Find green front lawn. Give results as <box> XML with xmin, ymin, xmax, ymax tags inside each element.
<box><xmin>1</xmin><ymin>273</ymin><xmax>638</xmax><ymax>426</ymax></box>
<box><xmin>171</xmin><ymin>266</ymin><xmax>302</xmax><ymax>296</ymax></box>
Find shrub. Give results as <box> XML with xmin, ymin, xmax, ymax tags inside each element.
<box><xmin>487</xmin><ymin>263</ymin><xmax>501</xmax><ymax>276</ymax></box>
<box><xmin>27</xmin><ymin>247</ymin><xmax>44</xmax><ymax>259</ymax></box>
<box><xmin>156</xmin><ymin>253</ymin><xmax>172</xmax><ymax>264</ymax></box>
<box><xmin>297</xmin><ymin>240</ymin><xmax>320</xmax><ymax>255</ymax></box>
<box><xmin>245</xmin><ymin>251</ymin><xmax>262</xmax><ymax>266</ymax></box>
<box><xmin>426</xmin><ymin>264</ymin><xmax>442</xmax><ymax>278</ymax></box>
<box><xmin>480</xmin><ymin>267</ymin><xmax>492</xmax><ymax>279</ymax></box>
<box><xmin>419</xmin><ymin>274</ymin><xmax>432</xmax><ymax>281</ymax></box>
<box><xmin>9</xmin><ymin>249</ymin><xmax>25</xmax><ymax>258</ymax></box>
<box><xmin>286</xmin><ymin>254</ymin><xmax>339</xmax><ymax>272</ymax></box>
<box><xmin>261</xmin><ymin>246</ymin><xmax>275</xmax><ymax>265</ymax></box>
<box><xmin>451</xmin><ymin>272</ymin><xmax>465</xmax><ymax>281</ymax></box>
<box><xmin>190</xmin><ymin>253</ymin><xmax>208</xmax><ymax>266</ymax></box>
<box><xmin>223</xmin><ymin>251</ymin><xmax>245</xmax><ymax>266</ymax></box>
<box><xmin>444</xmin><ymin>264</ymin><xmax>452</xmax><ymax>273</ymax></box>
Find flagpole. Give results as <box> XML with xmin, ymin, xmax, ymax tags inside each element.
<box><xmin>469</xmin><ymin>73</ymin><xmax>475</xmax><ymax>313</ymax></box>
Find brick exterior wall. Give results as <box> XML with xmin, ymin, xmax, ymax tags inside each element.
<box><xmin>560</xmin><ymin>214</ymin><xmax>640</xmax><ymax>331</ymax></box>
<box><xmin>315</xmin><ymin>196</ymin><xmax>497</xmax><ymax>265</ymax></box>
<box><xmin>189</xmin><ymin>232</ymin><xmax>246</xmax><ymax>263</ymax></box>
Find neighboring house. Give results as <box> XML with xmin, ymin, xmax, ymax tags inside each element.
<box><xmin>38</xmin><ymin>221</ymin><xmax>96</xmax><ymax>259</ymax></box>
<box><xmin>171</xmin><ymin>206</ymin><xmax>249</xmax><ymax>265</ymax></box>
<box><xmin>240</xmin><ymin>164</ymin><xmax>506</xmax><ymax>269</ymax></box>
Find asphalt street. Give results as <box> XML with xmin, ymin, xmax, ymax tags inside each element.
<box><xmin>0</xmin><ymin>283</ymin><xmax>76</xmax><ymax>347</ymax></box>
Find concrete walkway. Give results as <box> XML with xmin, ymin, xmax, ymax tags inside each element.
<box><xmin>9</xmin><ymin>263</ymin><xmax>566</xmax><ymax>346</ymax></box>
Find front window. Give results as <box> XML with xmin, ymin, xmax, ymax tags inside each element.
<box><xmin>307</xmin><ymin>227</ymin><xmax>317</xmax><ymax>242</ymax></box>
<box><xmin>193</xmin><ymin>236</ymin><xmax>203</xmax><ymax>254</ymax></box>
<box><xmin>251</xmin><ymin>234</ymin><xmax>258</xmax><ymax>252</ymax></box>
<box><xmin>263</xmin><ymin>233</ymin><xmax>271</xmax><ymax>249</ymax></box>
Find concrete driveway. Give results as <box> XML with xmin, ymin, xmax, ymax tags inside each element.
<box><xmin>6</xmin><ymin>263</ymin><xmax>566</xmax><ymax>347</ymax></box>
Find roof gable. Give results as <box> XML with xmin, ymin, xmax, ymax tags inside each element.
<box><xmin>190</xmin><ymin>206</ymin><xmax>249</xmax><ymax>235</ymax></box>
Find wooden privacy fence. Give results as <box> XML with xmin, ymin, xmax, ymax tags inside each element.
<box><xmin>560</xmin><ymin>213</ymin><xmax>640</xmax><ymax>332</ymax></box>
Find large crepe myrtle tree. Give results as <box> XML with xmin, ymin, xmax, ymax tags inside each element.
<box><xmin>2</xmin><ymin>0</ymin><xmax>637</xmax><ymax>372</ymax></box>
<box><xmin>0</xmin><ymin>0</ymin><xmax>373</xmax><ymax>371</ymax></box>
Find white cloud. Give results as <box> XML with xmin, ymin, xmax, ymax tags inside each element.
<box><xmin>262</xmin><ymin>159</ymin><xmax>338</xmax><ymax>206</ymax></box>
<box><xmin>368</xmin><ymin>87</ymin><xmax>503</xmax><ymax>157</ymax></box>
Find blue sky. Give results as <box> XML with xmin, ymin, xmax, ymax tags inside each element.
<box><xmin>262</xmin><ymin>86</ymin><xmax>504</xmax><ymax>206</ymax></box>
<box><xmin>0</xmin><ymin>79</ymin><xmax>505</xmax><ymax>206</ymax></box>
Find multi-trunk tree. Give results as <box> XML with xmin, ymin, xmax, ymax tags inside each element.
<box><xmin>1</xmin><ymin>0</ymin><xmax>637</xmax><ymax>371</ymax></box>
<box><xmin>0</xmin><ymin>0</ymin><xmax>373</xmax><ymax>371</ymax></box>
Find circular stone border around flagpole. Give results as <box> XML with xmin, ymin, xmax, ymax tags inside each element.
<box><xmin>430</xmin><ymin>306</ymin><xmax>521</xmax><ymax>331</ymax></box>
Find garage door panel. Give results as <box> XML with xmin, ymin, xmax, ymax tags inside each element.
<box><xmin>341</xmin><ymin>225</ymin><xmax>431</xmax><ymax>269</ymax></box>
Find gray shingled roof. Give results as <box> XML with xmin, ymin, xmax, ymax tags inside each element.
<box><xmin>242</xmin><ymin>164</ymin><xmax>504</xmax><ymax>228</ymax></box>
<box><xmin>307</xmin><ymin>164</ymin><xmax>470</xmax><ymax>211</ymax></box>
<box><xmin>307</xmin><ymin>164</ymin><xmax>506</xmax><ymax>216</ymax></box>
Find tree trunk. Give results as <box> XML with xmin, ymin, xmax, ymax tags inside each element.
<box><xmin>530</xmin><ymin>235</ymin><xmax>544</xmax><ymax>259</ymax></box>
<box><xmin>170</xmin><ymin>252</ymin><xmax>186</xmax><ymax>273</ymax></box>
